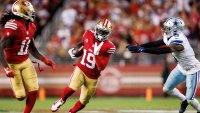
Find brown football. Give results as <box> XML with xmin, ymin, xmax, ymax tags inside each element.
<box><xmin>73</xmin><ymin>46</ymin><xmax>83</xmax><ymax>57</ymax></box>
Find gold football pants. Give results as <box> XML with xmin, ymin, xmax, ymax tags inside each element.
<box><xmin>9</xmin><ymin>58</ymin><xmax>39</xmax><ymax>99</ymax></box>
<box><xmin>69</xmin><ymin>66</ymin><xmax>98</xmax><ymax>105</ymax></box>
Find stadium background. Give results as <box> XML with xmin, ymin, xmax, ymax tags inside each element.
<box><xmin>0</xmin><ymin>0</ymin><xmax>200</xmax><ymax>112</ymax></box>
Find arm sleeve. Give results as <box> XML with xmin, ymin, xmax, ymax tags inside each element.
<box><xmin>142</xmin><ymin>47</ymin><xmax>172</xmax><ymax>54</ymax></box>
<box><xmin>140</xmin><ymin>39</ymin><xmax>165</xmax><ymax>48</ymax></box>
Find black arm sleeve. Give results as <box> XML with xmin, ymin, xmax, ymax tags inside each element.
<box><xmin>143</xmin><ymin>47</ymin><xmax>172</xmax><ymax>54</ymax></box>
<box><xmin>140</xmin><ymin>39</ymin><xmax>165</xmax><ymax>48</ymax></box>
<box><xmin>29</xmin><ymin>39</ymin><xmax>43</xmax><ymax>59</ymax></box>
<box><xmin>0</xmin><ymin>37</ymin><xmax>10</xmax><ymax>68</ymax></box>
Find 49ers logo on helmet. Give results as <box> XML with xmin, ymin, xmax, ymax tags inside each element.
<box><xmin>22</xmin><ymin>1</ymin><xmax>30</xmax><ymax>7</ymax></box>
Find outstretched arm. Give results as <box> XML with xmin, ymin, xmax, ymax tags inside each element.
<box><xmin>29</xmin><ymin>39</ymin><xmax>55</xmax><ymax>69</ymax></box>
<box><xmin>129</xmin><ymin>43</ymin><xmax>183</xmax><ymax>54</ymax></box>
<box><xmin>140</xmin><ymin>39</ymin><xmax>165</xmax><ymax>48</ymax></box>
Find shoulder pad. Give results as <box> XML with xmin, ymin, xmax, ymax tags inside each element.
<box><xmin>4</xmin><ymin>20</ymin><xmax>18</xmax><ymax>30</ymax></box>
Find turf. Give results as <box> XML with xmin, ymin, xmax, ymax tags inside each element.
<box><xmin>0</xmin><ymin>96</ymin><xmax>188</xmax><ymax>112</ymax></box>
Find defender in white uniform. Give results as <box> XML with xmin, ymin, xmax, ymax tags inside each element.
<box><xmin>127</xmin><ymin>17</ymin><xmax>200</xmax><ymax>113</ymax></box>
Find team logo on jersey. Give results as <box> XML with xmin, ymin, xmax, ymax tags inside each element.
<box><xmin>85</xmin><ymin>39</ymin><xmax>88</xmax><ymax>43</ymax></box>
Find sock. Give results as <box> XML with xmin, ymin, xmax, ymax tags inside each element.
<box><xmin>61</xmin><ymin>87</ymin><xmax>75</xmax><ymax>101</ymax></box>
<box><xmin>167</xmin><ymin>88</ymin><xmax>186</xmax><ymax>101</ymax></box>
<box><xmin>24</xmin><ymin>90</ymin><xmax>37</xmax><ymax>113</ymax></box>
<box><xmin>69</xmin><ymin>101</ymin><xmax>85</xmax><ymax>113</ymax></box>
<box><xmin>188</xmin><ymin>98</ymin><xmax>200</xmax><ymax>111</ymax></box>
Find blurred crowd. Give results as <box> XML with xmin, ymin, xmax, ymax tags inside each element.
<box><xmin>0</xmin><ymin>0</ymin><xmax>200</xmax><ymax>66</ymax></box>
<box><xmin>46</xmin><ymin>0</ymin><xmax>200</xmax><ymax>65</ymax></box>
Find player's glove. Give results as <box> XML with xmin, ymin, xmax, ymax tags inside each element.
<box><xmin>4</xmin><ymin>67</ymin><xmax>15</xmax><ymax>78</ymax></box>
<box><xmin>126</xmin><ymin>45</ymin><xmax>145</xmax><ymax>53</ymax></box>
<box><xmin>39</xmin><ymin>56</ymin><xmax>56</xmax><ymax>69</ymax></box>
<box><xmin>94</xmin><ymin>42</ymin><xmax>104</xmax><ymax>55</ymax></box>
<box><xmin>68</xmin><ymin>48</ymin><xmax>77</xmax><ymax>59</ymax></box>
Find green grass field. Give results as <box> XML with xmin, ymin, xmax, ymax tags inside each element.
<box><xmin>0</xmin><ymin>97</ymin><xmax>197</xmax><ymax>113</ymax></box>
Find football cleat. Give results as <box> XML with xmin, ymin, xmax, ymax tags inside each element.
<box><xmin>179</xmin><ymin>100</ymin><xmax>188</xmax><ymax>113</ymax></box>
<box><xmin>51</xmin><ymin>98</ymin><xmax>65</xmax><ymax>112</ymax></box>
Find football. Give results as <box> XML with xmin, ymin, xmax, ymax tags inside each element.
<box><xmin>73</xmin><ymin>46</ymin><xmax>83</xmax><ymax>57</ymax></box>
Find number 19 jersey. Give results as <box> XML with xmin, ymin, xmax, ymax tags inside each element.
<box><xmin>77</xmin><ymin>30</ymin><xmax>115</xmax><ymax>79</ymax></box>
<box><xmin>3</xmin><ymin>19</ymin><xmax>36</xmax><ymax>64</ymax></box>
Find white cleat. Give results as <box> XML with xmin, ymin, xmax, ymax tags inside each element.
<box><xmin>51</xmin><ymin>98</ymin><xmax>65</xmax><ymax>112</ymax></box>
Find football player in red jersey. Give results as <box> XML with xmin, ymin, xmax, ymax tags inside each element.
<box><xmin>51</xmin><ymin>18</ymin><xmax>116</xmax><ymax>113</ymax></box>
<box><xmin>0</xmin><ymin>0</ymin><xmax>55</xmax><ymax>113</ymax></box>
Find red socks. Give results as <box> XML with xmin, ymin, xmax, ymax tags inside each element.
<box><xmin>24</xmin><ymin>90</ymin><xmax>37</xmax><ymax>113</ymax></box>
<box><xmin>61</xmin><ymin>87</ymin><xmax>75</xmax><ymax>101</ymax></box>
<box><xmin>69</xmin><ymin>101</ymin><xmax>85</xmax><ymax>113</ymax></box>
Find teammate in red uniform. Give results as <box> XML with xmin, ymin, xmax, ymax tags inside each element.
<box><xmin>0</xmin><ymin>0</ymin><xmax>55</xmax><ymax>113</ymax></box>
<box><xmin>51</xmin><ymin>18</ymin><xmax>116</xmax><ymax>113</ymax></box>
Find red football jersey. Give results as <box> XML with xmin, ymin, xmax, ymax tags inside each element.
<box><xmin>3</xmin><ymin>19</ymin><xmax>36</xmax><ymax>64</ymax></box>
<box><xmin>77</xmin><ymin>30</ymin><xmax>115</xmax><ymax>79</ymax></box>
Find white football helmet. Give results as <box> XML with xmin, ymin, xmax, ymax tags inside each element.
<box><xmin>163</xmin><ymin>17</ymin><xmax>185</xmax><ymax>35</ymax></box>
<box><xmin>94</xmin><ymin>19</ymin><xmax>112</xmax><ymax>41</ymax></box>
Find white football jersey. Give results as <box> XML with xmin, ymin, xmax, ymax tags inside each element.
<box><xmin>163</xmin><ymin>32</ymin><xmax>200</xmax><ymax>74</ymax></box>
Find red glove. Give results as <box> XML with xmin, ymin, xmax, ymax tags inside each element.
<box><xmin>4</xmin><ymin>67</ymin><xmax>15</xmax><ymax>78</ymax></box>
<box><xmin>39</xmin><ymin>56</ymin><xmax>56</xmax><ymax>69</ymax></box>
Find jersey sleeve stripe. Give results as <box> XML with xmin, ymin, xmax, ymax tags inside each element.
<box><xmin>4</xmin><ymin>26</ymin><xmax>17</xmax><ymax>30</ymax></box>
<box><xmin>6</xmin><ymin>22</ymin><xmax>17</xmax><ymax>26</ymax></box>
<box><xmin>108</xmin><ymin>48</ymin><xmax>116</xmax><ymax>50</ymax></box>
<box><xmin>170</xmin><ymin>40</ymin><xmax>183</xmax><ymax>44</ymax></box>
<box><xmin>107</xmin><ymin>50</ymin><xmax>115</xmax><ymax>54</ymax></box>
<box><xmin>108</xmin><ymin>50</ymin><xmax>115</xmax><ymax>52</ymax></box>
<box><xmin>4</xmin><ymin>25</ymin><xmax>17</xmax><ymax>30</ymax></box>
<box><xmin>5</xmin><ymin>24</ymin><xmax>17</xmax><ymax>28</ymax></box>
<box><xmin>107</xmin><ymin>51</ymin><xmax>115</xmax><ymax>54</ymax></box>
<box><xmin>5</xmin><ymin>23</ymin><xmax>17</xmax><ymax>30</ymax></box>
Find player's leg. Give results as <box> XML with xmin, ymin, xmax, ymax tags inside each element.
<box><xmin>162</xmin><ymin>66</ymin><xmax>188</xmax><ymax>113</ymax></box>
<box><xmin>69</xmin><ymin>75</ymin><xmax>98</xmax><ymax>113</ymax></box>
<box><xmin>21</xmin><ymin>59</ymin><xmax>39</xmax><ymax>113</ymax></box>
<box><xmin>163</xmin><ymin>66</ymin><xmax>186</xmax><ymax>100</ymax></box>
<box><xmin>9</xmin><ymin>64</ymin><xmax>26</xmax><ymax>100</ymax></box>
<box><xmin>51</xmin><ymin>66</ymin><xmax>84</xmax><ymax>112</ymax></box>
<box><xmin>186</xmin><ymin>71</ymin><xmax>200</xmax><ymax>112</ymax></box>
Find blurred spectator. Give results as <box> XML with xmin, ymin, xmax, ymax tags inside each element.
<box><xmin>1</xmin><ymin>0</ymin><xmax>200</xmax><ymax>65</ymax></box>
<box><xmin>44</xmin><ymin>0</ymin><xmax>200</xmax><ymax>65</ymax></box>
